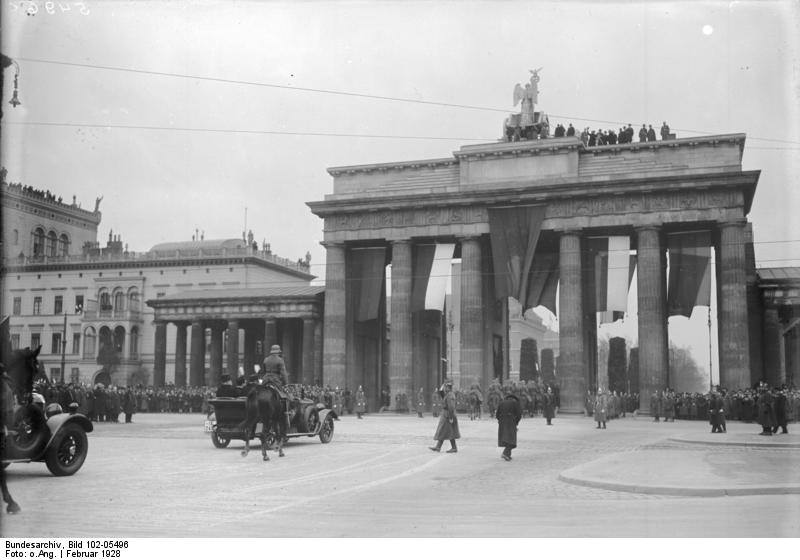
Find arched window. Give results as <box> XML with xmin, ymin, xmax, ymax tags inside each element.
<box><xmin>32</xmin><ymin>227</ymin><xmax>45</xmax><ymax>256</ymax></box>
<box><xmin>99</xmin><ymin>290</ymin><xmax>112</xmax><ymax>311</ymax></box>
<box><xmin>58</xmin><ymin>233</ymin><xmax>70</xmax><ymax>256</ymax></box>
<box><xmin>129</xmin><ymin>327</ymin><xmax>139</xmax><ymax>359</ymax></box>
<box><xmin>46</xmin><ymin>231</ymin><xmax>58</xmax><ymax>257</ymax></box>
<box><xmin>113</xmin><ymin>290</ymin><xmax>125</xmax><ymax>316</ymax></box>
<box><xmin>113</xmin><ymin>326</ymin><xmax>126</xmax><ymax>354</ymax></box>
<box><xmin>128</xmin><ymin>288</ymin><xmax>141</xmax><ymax>313</ymax></box>
<box><xmin>13</xmin><ymin>229</ymin><xmax>19</xmax><ymax>245</ymax></box>
<box><xmin>83</xmin><ymin>326</ymin><xmax>96</xmax><ymax>360</ymax></box>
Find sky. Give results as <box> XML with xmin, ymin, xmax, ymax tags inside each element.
<box><xmin>2</xmin><ymin>0</ymin><xmax>799</xmax><ymax>383</ymax></box>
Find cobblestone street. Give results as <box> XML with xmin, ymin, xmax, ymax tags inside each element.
<box><xmin>3</xmin><ymin>412</ymin><xmax>799</xmax><ymax>537</ymax></box>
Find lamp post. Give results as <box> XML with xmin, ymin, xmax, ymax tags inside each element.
<box><xmin>60</xmin><ymin>312</ymin><xmax>67</xmax><ymax>383</ymax></box>
<box><xmin>708</xmin><ymin>307</ymin><xmax>713</xmax><ymax>391</ymax></box>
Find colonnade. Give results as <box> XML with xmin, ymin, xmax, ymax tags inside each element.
<box><xmin>152</xmin><ymin>317</ymin><xmax>321</xmax><ymax>388</ymax></box>
<box><xmin>321</xmin><ymin>220</ymin><xmax>753</xmax><ymax>414</ymax></box>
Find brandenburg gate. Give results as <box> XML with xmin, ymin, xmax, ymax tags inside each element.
<box><xmin>307</xmin><ymin>133</ymin><xmax>760</xmax><ymax>413</ymax></box>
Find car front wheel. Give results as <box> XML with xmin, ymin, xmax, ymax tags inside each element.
<box><xmin>45</xmin><ymin>423</ymin><xmax>89</xmax><ymax>476</ymax></box>
<box><xmin>319</xmin><ymin>417</ymin><xmax>334</xmax><ymax>444</ymax></box>
<box><xmin>211</xmin><ymin>431</ymin><xmax>230</xmax><ymax>448</ymax></box>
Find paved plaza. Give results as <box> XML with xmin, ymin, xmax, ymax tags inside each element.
<box><xmin>2</xmin><ymin>411</ymin><xmax>799</xmax><ymax>538</ymax></box>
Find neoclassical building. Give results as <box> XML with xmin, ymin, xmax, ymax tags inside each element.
<box><xmin>1</xmin><ymin>175</ymin><xmax>319</xmax><ymax>387</ymax></box>
<box><xmin>308</xmin><ymin>134</ymin><xmax>769</xmax><ymax>413</ymax></box>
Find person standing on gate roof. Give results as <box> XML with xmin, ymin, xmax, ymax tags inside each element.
<box><xmin>496</xmin><ymin>393</ymin><xmax>522</xmax><ymax>461</ymax></box>
<box><xmin>355</xmin><ymin>385</ymin><xmax>366</xmax><ymax>419</ymax></box>
<box><xmin>660</xmin><ymin>121</ymin><xmax>671</xmax><ymax>140</ymax></box>
<box><xmin>429</xmin><ymin>380</ymin><xmax>460</xmax><ymax>453</ymax></box>
<box><xmin>639</xmin><ymin>124</ymin><xmax>648</xmax><ymax>142</ymax></box>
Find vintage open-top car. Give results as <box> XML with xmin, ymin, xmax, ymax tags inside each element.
<box><xmin>205</xmin><ymin>384</ymin><xmax>335</xmax><ymax>449</ymax></box>
<box><xmin>3</xmin><ymin>396</ymin><xmax>93</xmax><ymax>476</ymax></box>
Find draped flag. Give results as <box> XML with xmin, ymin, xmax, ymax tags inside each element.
<box><xmin>667</xmin><ymin>231</ymin><xmax>711</xmax><ymax>317</ymax></box>
<box><xmin>488</xmin><ymin>205</ymin><xmax>547</xmax><ymax>309</ymax></box>
<box><xmin>425</xmin><ymin>243</ymin><xmax>455</xmax><ymax>311</ymax></box>
<box><xmin>525</xmin><ymin>237</ymin><xmax>559</xmax><ymax>316</ymax></box>
<box><xmin>350</xmin><ymin>247</ymin><xmax>387</xmax><ymax>322</ymax></box>
<box><xmin>588</xmin><ymin>236</ymin><xmax>632</xmax><ymax>324</ymax></box>
<box><xmin>411</xmin><ymin>243</ymin><xmax>455</xmax><ymax>312</ymax></box>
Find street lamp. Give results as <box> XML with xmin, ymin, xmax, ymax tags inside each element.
<box><xmin>60</xmin><ymin>312</ymin><xmax>67</xmax><ymax>383</ymax></box>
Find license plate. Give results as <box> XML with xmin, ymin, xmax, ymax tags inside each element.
<box><xmin>204</xmin><ymin>420</ymin><xmax>214</xmax><ymax>433</ymax></box>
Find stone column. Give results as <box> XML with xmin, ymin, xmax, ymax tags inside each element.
<box><xmin>264</xmin><ymin>319</ymin><xmax>277</xmax><ymax>351</ymax></box>
<box><xmin>283</xmin><ymin>323</ymin><xmax>297</xmax><ymax>382</ymax></box>
<box><xmin>717</xmin><ymin>220</ymin><xmax>751</xmax><ymax>390</ymax></box>
<box><xmin>557</xmin><ymin>231</ymin><xmax>585</xmax><ymax>413</ymax></box>
<box><xmin>174</xmin><ymin>322</ymin><xmax>188</xmax><ymax>387</ymax></box>
<box><xmin>322</xmin><ymin>242</ymin><xmax>347</xmax><ymax>388</ymax></box>
<box><xmin>459</xmin><ymin>236</ymin><xmax>484</xmax><ymax>391</ymax></box>
<box><xmin>226</xmin><ymin>320</ymin><xmax>239</xmax><ymax>377</ymax></box>
<box><xmin>763</xmin><ymin>307</ymin><xmax>783</xmax><ymax>386</ymax></box>
<box><xmin>209</xmin><ymin>324</ymin><xmax>224</xmax><ymax>386</ymax></box>
<box><xmin>314</xmin><ymin>320</ymin><xmax>324</xmax><ymax>385</ymax></box>
<box><xmin>189</xmin><ymin>320</ymin><xmax>205</xmax><ymax>386</ymax></box>
<box><xmin>636</xmin><ymin>226</ymin><xmax>668</xmax><ymax>414</ymax></box>
<box><xmin>153</xmin><ymin>321</ymin><xmax>167</xmax><ymax>387</ymax></box>
<box><xmin>243</xmin><ymin>326</ymin><xmax>256</xmax><ymax>376</ymax></box>
<box><xmin>302</xmin><ymin>318</ymin><xmax>316</xmax><ymax>386</ymax></box>
<box><xmin>390</xmin><ymin>240</ymin><xmax>413</xmax><ymax>408</ymax></box>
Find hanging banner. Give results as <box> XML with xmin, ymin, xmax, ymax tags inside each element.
<box><xmin>488</xmin><ymin>205</ymin><xmax>546</xmax><ymax>305</ymax></box>
<box><xmin>667</xmin><ymin>231</ymin><xmax>711</xmax><ymax>317</ymax></box>
<box><xmin>425</xmin><ymin>243</ymin><xmax>455</xmax><ymax>311</ymax></box>
<box><xmin>350</xmin><ymin>247</ymin><xmax>387</xmax><ymax>322</ymax></box>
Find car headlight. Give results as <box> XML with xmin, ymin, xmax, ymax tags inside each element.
<box><xmin>45</xmin><ymin>403</ymin><xmax>63</xmax><ymax>418</ymax></box>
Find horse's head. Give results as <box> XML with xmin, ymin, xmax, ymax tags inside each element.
<box><xmin>3</xmin><ymin>346</ymin><xmax>42</xmax><ymax>403</ymax></box>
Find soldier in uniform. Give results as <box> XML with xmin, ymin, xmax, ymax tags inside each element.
<box><xmin>594</xmin><ymin>388</ymin><xmax>608</xmax><ymax>429</ymax></box>
<box><xmin>261</xmin><ymin>345</ymin><xmax>288</xmax><ymax>392</ymax></box>
<box><xmin>431</xmin><ymin>387</ymin><xmax>442</xmax><ymax>417</ymax></box>
<box><xmin>772</xmin><ymin>386</ymin><xmax>788</xmax><ymax>434</ymax></box>
<box><xmin>543</xmin><ymin>386</ymin><xmax>555</xmax><ymax>426</ymax></box>
<box><xmin>757</xmin><ymin>383</ymin><xmax>775</xmax><ymax>435</ymax></box>
<box><xmin>216</xmin><ymin>374</ymin><xmax>239</xmax><ymax>398</ymax></box>
<box><xmin>709</xmin><ymin>389</ymin><xmax>725</xmax><ymax>433</ymax></box>
<box><xmin>415</xmin><ymin>387</ymin><xmax>426</xmax><ymax>418</ymax></box>
<box><xmin>355</xmin><ymin>385</ymin><xmax>366</xmax><ymax>419</ymax></box>
<box><xmin>429</xmin><ymin>381</ymin><xmax>460</xmax><ymax>453</ymax></box>
<box><xmin>650</xmin><ymin>390</ymin><xmax>663</xmax><ymax>422</ymax></box>
<box><xmin>496</xmin><ymin>393</ymin><xmax>522</xmax><ymax>461</ymax></box>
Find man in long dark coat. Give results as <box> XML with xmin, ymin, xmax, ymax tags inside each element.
<box><xmin>496</xmin><ymin>394</ymin><xmax>522</xmax><ymax>461</ymax></box>
<box><xmin>772</xmin><ymin>387</ymin><xmax>788</xmax><ymax>434</ymax></box>
<box><xmin>709</xmin><ymin>390</ymin><xmax>725</xmax><ymax>433</ymax></box>
<box><xmin>429</xmin><ymin>381</ymin><xmax>460</xmax><ymax>453</ymax></box>
<box><xmin>543</xmin><ymin>387</ymin><xmax>555</xmax><ymax>425</ymax></box>
<box><xmin>757</xmin><ymin>384</ymin><xmax>776</xmax><ymax>435</ymax></box>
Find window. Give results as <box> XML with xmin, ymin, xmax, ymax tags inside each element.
<box><xmin>72</xmin><ymin>333</ymin><xmax>81</xmax><ymax>355</ymax></box>
<box><xmin>54</xmin><ymin>295</ymin><xmax>63</xmax><ymax>315</ymax></box>
<box><xmin>50</xmin><ymin>367</ymin><xmax>61</xmax><ymax>380</ymax></box>
<box><xmin>31</xmin><ymin>333</ymin><xmax>40</xmax><ymax>349</ymax></box>
<box><xmin>71</xmin><ymin>368</ymin><xmax>80</xmax><ymax>384</ymax></box>
<box><xmin>33</xmin><ymin>296</ymin><xmax>42</xmax><ymax>315</ymax></box>
<box><xmin>83</xmin><ymin>327</ymin><xmax>96</xmax><ymax>360</ymax></box>
<box><xmin>75</xmin><ymin>295</ymin><xmax>84</xmax><ymax>314</ymax></box>
<box><xmin>59</xmin><ymin>234</ymin><xmax>70</xmax><ymax>256</ymax></box>
<box><xmin>10</xmin><ymin>334</ymin><xmax>20</xmax><ymax>350</ymax></box>
<box><xmin>113</xmin><ymin>291</ymin><xmax>125</xmax><ymax>314</ymax></box>
<box><xmin>129</xmin><ymin>327</ymin><xmax>139</xmax><ymax>359</ymax></box>
<box><xmin>12</xmin><ymin>297</ymin><xmax>21</xmax><ymax>315</ymax></box>
<box><xmin>13</xmin><ymin>229</ymin><xmax>19</xmax><ymax>245</ymax></box>
<box><xmin>52</xmin><ymin>332</ymin><xmax>62</xmax><ymax>354</ymax></box>
<box><xmin>46</xmin><ymin>231</ymin><xmax>58</xmax><ymax>257</ymax></box>
<box><xmin>99</xmin><ymin>291</ymin><xmax>111</xmax><ymax>310</ymax></box>
<box><xmin>32</xmin><ymin>228</ymin><xmax>45</xmax><ymax>256</ymax></box>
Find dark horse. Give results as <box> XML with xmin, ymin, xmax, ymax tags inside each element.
<box><xmin>1</xmin><ymin>344</ymin><xmax>42</xmax><ymax>514</ymax></box>
<box><xmin>467</xmin><ymin>392</ymin><xmax>482</xmax><ymax>421</ymax></box>
<box><xmin>237</xmin><ymin>384</ymin><xmax>286</xmax><ymax>461</ymax></box>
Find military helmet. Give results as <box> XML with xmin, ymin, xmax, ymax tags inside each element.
<box><xmin>269</xmin><ymin>344</ymin><xmax>282</xmax><ymax>354</ymax></box>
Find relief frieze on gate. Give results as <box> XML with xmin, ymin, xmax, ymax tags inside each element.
<box><xmin>326</xmin><ymin>206</ymin><xmax>488</xmax><ymax>232</ymax></box>
<box><xmin>545</xmin><ymin>189</ymin><xmax>737</xmax><ymax>220</ymax></box>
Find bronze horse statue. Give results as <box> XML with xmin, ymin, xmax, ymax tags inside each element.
<box><xmin>237</xmin><ymin>384</ymin><xmax>286</xmax><ymax>461</ymax></box>
<box><xmin>1</xmin><ymin>345</ymin><xmax>43</xmax><ymax>514</ymax></box>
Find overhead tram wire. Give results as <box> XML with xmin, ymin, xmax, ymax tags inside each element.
<box><xmin>15</xmin><ymin>56</ymin><xmax>800</xmax><ymax>147</ymax></box>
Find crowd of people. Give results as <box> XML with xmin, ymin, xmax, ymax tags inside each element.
<box><xmin>539</xmin><ymin>121</ymin><xmax>674</xmax><ymax>148</ymax></box>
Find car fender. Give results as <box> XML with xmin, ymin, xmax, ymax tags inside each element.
<box><xmin>37</xmin><ymin>413</ymin><xmax>93</xmax><ymax>460</ymax></box>
<box><xmin>316</xmin><ymin>408</ymin><xmax>334</xmax><ymax>429</ymax></box>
